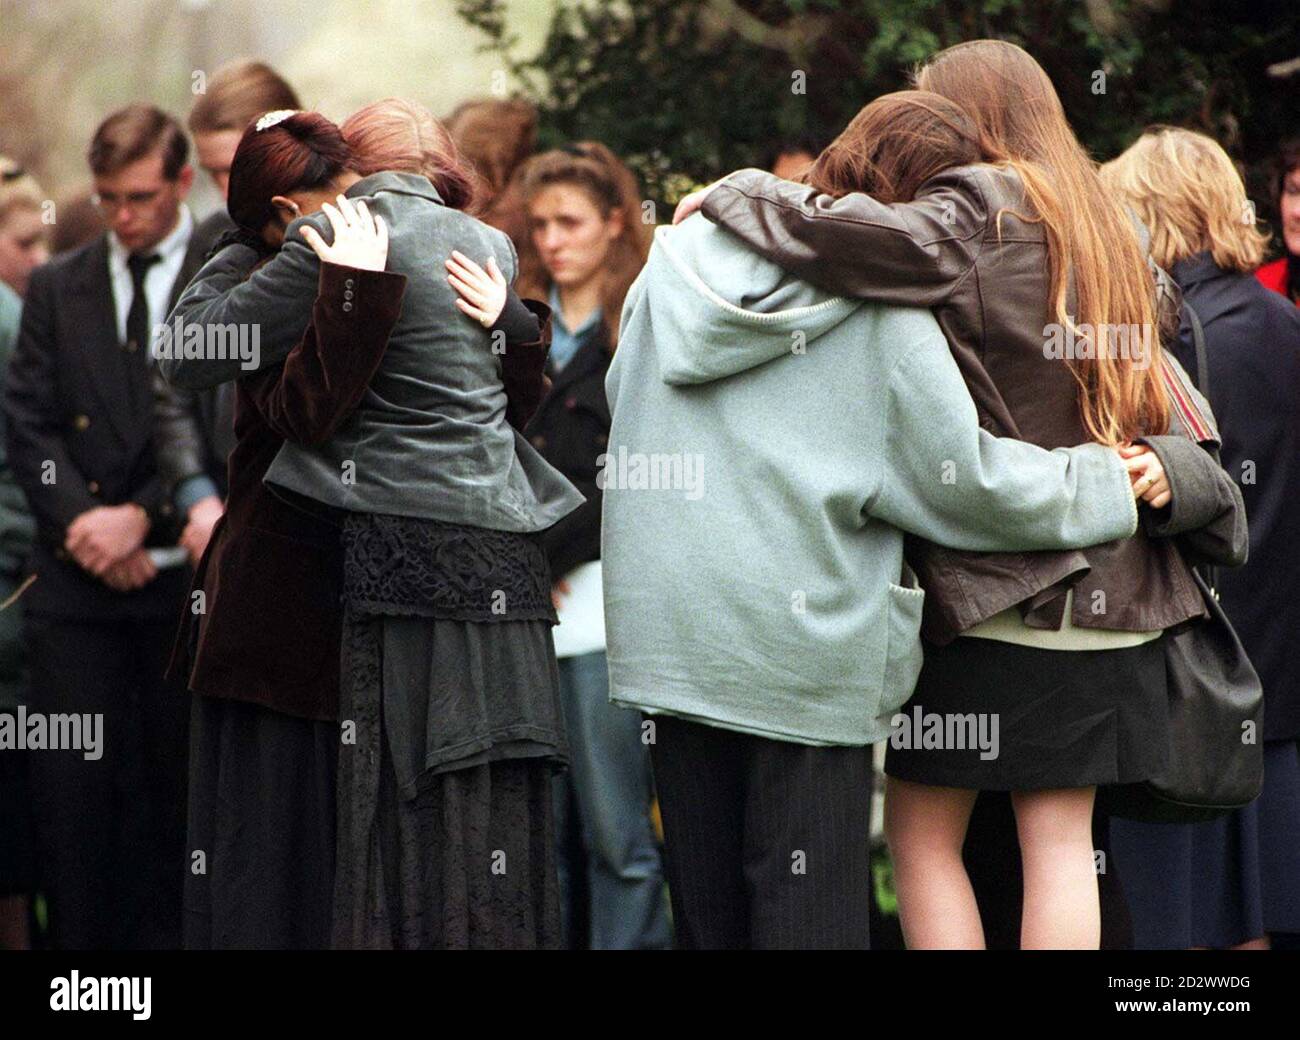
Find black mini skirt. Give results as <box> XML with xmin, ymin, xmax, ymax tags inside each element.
<box><xmin>884</xmin><ymin>634</ymin><xmax>1169</xmax><ymax>791</ymax></box>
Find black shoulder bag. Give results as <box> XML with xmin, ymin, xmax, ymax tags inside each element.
<box><xmin>1104</xmin><ymin>302</ymin><xmax>1264</xmax><ymax>823</ymax></box>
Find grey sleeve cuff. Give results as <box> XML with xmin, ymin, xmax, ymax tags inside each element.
<box><xmin>174</xmin><ymin>474</ymin><xmax>220</xmax><ymax>517</ymax></box>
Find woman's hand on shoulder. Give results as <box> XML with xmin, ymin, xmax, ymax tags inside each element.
<box><xmin>672</xmin><ymin>177</ymin><xmax>730</xmax><ymax>225</ymax></box>
<box><xmin>298</xmin><ymin>194</ymin><xmax>389</xmax><ymax>273</ymax></box>
<box><xmin>446</xmin><ymin>251</ymin><xmax>507</xmax><ymax>327</ymax></box>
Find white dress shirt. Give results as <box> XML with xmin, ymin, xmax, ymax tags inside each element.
<box><xmin>106</xmin><ymin>206</ymin><xmax>194</xmax><ymax>345</ymax></box>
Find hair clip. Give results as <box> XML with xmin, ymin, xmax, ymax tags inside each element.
<box><xmin>255</xmin><ymin>109</ymin><xmax>299</xmax><ymax>132</ymax></box>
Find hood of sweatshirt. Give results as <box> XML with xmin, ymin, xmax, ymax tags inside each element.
<box><xmin>641</xmin><ymin>216</ymin><xmax>861</xmax><ymax>385</ymax></box>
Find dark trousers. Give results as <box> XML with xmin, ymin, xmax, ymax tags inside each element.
<box><xmin>647</xmin><ymin>713</ymin><xmax>873</xmax><ymax>949</ymax></box>
<box><xmin>25</xmin><ymin>613</ymin><xmax>189</xmax><ymax>949</ymax></box>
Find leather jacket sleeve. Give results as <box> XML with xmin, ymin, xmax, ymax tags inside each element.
<box><xmin>699</xmin><ymin>166</ymin><xmax>988</xmax><ymax>303</ymax></box>
<box><xmin>151</xmin><ymin>369</ymin><xmax>209</xmax><ymax>500</ymax></box>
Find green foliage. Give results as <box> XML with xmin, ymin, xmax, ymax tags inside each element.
<box><xmin>457</xmin><ymin>0</ymin><xmax>1298</xmax><ymax>219</ymax></box>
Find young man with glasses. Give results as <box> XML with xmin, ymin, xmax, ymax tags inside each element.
<box><xmin>4</xmin><ymin>104</ymin><xmax>211</xmax><ymax>949</ymax></box>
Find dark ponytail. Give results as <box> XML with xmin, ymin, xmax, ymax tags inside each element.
<box><xmin>226</xmin><ymin>111</ymin><xmax>355</xmax><ymax>233</ymax></box>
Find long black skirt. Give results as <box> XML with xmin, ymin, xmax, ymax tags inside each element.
<box><xmin>183</xmin><ymin>693</ymin><xmax>337</xmax><ymax>949</ymax></box>
<box><xmin>331</xmin><ymin>610</ymin><xmax>564</xmax><ymax>950</ymax></box>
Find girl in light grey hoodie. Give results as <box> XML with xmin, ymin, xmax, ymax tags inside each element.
<box><xmin>602</xmin><ymin>94</ymin><xmax>1158</xmax><ymax>949</ymax></box>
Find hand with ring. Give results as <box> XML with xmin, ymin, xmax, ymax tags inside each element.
<box><xmin>1117</xmin><ymin>443</ymin><xmax>1171</xmax><ymax>509</ymax></box>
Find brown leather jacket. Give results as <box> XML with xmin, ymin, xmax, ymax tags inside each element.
<box><xmin>702</xmin><ymin>164</ymin><xmax>1246</xmax><ymax>642</ymax></box>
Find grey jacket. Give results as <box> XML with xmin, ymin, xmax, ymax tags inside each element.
<box><xmin>162</xmin><ymin>172</ymin><xmax>582</xmax><ymax>532</ymax></box>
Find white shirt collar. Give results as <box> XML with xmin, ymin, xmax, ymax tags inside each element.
<box><xmin>107</xmin><ymin>204</ymin><xmax>193</xmax><ymax>273</ymax></box>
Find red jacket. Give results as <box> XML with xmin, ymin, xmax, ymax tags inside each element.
<box><xmin>1256</xmin><ymin>257</ymin><xmax>1296</xmax><ymax>303</ymax></box>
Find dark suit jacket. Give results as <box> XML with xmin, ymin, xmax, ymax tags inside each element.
<box><xmin>1172</xmin><ymin>252</ymin><xmax>1300</xmax><ymax>741</ymax></box>
<box><xmin>3</xmin><ymin>227</ymin><xmax>210</xmax><ymax>619</ymax></box>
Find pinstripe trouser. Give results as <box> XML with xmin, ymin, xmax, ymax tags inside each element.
<box><xmin>646</xmin><ymin>712</ymin><xmax>873</xmax><ymax>949</ymax></box>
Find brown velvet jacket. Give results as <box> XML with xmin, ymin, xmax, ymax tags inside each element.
<box><xmin>703</xmin><ymin>164</ymin><xmax>1246</xmax><ymax>642</ymax></box>
<box><xmin>167</xmin><ymin>261</ymin><xmax>551</xmax><ymax>719</ymax></box>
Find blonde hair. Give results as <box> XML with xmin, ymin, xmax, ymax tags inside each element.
<box><xmin>1100</xmin><ymin>126</ymin><xmax>1269</xmax><ymax>274</ymax></box>
<box><xmin>0</xmin><ymin>155</ymin><xmax>46</xmax><ymax>224</ymax></box>
<box><xmin>915</xmin><ymin>40</ymin><xmax>1168</xmax><ymax>444</ymax></box>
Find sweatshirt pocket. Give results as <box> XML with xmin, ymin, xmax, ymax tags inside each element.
<box><xmin>880</xmin><ymin>562</ymin><xmax>926</xmax><ymax>720</ymax></box>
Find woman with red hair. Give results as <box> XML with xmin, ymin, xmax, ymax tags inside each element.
<box><xmin>166</xmin><ymin>105</ymin><xmax>578</xmax><ymax>949</ymax></box>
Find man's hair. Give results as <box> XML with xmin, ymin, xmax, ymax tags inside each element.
<box><xmin>88</xmin><ymin>104</ymin><xmax>188</xmax><ymax>179</ymax></box>
<box><xmin>189</xmin><ymin>59</ymin><xmax>301</xmax><ymax>135</ymax></box>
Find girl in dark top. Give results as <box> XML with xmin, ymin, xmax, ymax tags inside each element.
<box><xmin>173</xmin><ymin>105</ymin><xmax>558</xmax><ymax>949</ymax></box>
<box><xmin>675</xmin><ymin>41</ymin><xmax>1245</xmax><ymax>948</ymax></box>
<box><xmin>513</xmin><ymin>143</ymin><xmax>671</xmax><ymax>948</ymax></box>
<box><xmin>1104</xmin><ymin>128</ymin><xmax>1300</xmax><ymax>949</ymax></box>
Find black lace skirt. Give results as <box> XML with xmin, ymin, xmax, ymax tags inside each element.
<box><xmin>331</xmin><ymin>513</ymin><xmax>566</xmax><ymax>949</ymax></box>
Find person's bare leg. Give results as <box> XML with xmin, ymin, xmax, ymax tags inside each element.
<box><xmin>885</xmin><ymin>776</ymin><xmax>983</xmax><ymax>949</ymax></box>
<box><xmin>1012</xmin><ymin>787</ymin><xmax>1099</xmax><ymax>949</ymax></box>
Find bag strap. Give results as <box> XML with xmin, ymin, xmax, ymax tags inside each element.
<box><xmin>1184</xmin><ymin>300</ymin><xmax>1211</xmax><ymax>405</ymax></box>
<box><xmin>1180</xmin><ymin>300</ymin><xmax>1221</xmax><ymax>596</ymax></box>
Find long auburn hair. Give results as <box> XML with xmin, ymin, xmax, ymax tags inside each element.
<box><xmin>341</xmin><ymin>98</ymin><xmax>476</xmax><ymax>213</ymax></box>
<box><xmin>916</xmin><ymin>39</ymin><xmax>1168</xmax><ymax>443</ymax></box>
<box><xmin>515</xmin><ymin>142</ymin><xmax>650</xmax><ymax>350</ymax></box>
<box><xmin>802</xmin><ymin>91</ymin><xmax>981</xmax><ymax>203</ymax></box>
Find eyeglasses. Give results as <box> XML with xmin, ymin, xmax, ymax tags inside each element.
<box><xmin>92</xmin><ymin>189</ymin><xmax>165</xmax><ymax>215</ymax></box>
